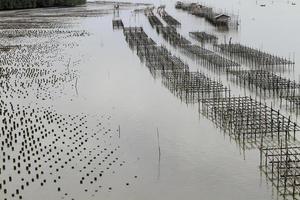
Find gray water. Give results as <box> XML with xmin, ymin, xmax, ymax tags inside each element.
<box><xmin>1</xmin><ymin>0</ymin><xmax>300</xmax><ymax>200</ymax></box>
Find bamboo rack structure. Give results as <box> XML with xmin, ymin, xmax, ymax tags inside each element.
<box><xmin>226</xmin><ymin>69</ymin><xmax>300</xmax><ymax>95</ymax></box>
<box><xmin>147</xmin><ymin>12</ymin><xmax>300</xmax><ymax>111</ymax></box>
<box><xmin>147</xmin><ymin>12</ymin><xmax>298</xmax><ymax>112</ymax></box>
<box><xmin>145</xmin><ymin>9</ymin><xmax>163</xmax><ymax>27</ymax></box>
<box><xmin>146</xmin><ymin>12</ymin><xmax>300</xmax><ymax>113</ymax></box>
<box><xmin>225</xmin><ymin>69</ymin><xmax>300</xmax><ymax>111</ymax></box>
<box><xmin>214</xmin><ymin>43</ymin><xmax>295</xmax><ymax>69</ymax></box>
<box><xmin>112</xmin><ymin>19</ymin><xmax>124</xmax><ymax>29</ymax></box>
<box><xmin>157</xmin><ymin>6</ymin><xmax>181</xmax><ymax>26</ymax></box>
<box><xmin>162</xmin><ymin>71</ymin><xmax>229</xmax><ymax>103</ymax></box>
<box><xmin>281</xmin><ymin>95</ymin><xmax>300</xmax><ymax>111</ymax></box>
<box><xmin>201</xmin><ymin>96</ymin><xmax>299</xmax><ymax>136</ymax></box>
<box><xmin>260</xmin><ymin>142</ymin><xmax>300</xmax><ymax>198</ymax></box>
<box><xmin>122</xmin><ymin>26</ymin><xmax>300</xmax><ymax>199</ymax></box>
<box><xmin>154</xmin><ymin>25</ymin><xmax>240</xmax><ymax>72</ymax></box>
<box><xmin>189</xmin><ymin>31</ymin><xmax>218</xmax><ymax>43</ymax></box>
<box><xmin>123</xmin><ymin>26</ymin><xmax>228</xmax><ymax>103</ymax></box>
<box><xmin>156</xmin><ymin>26</ymin><xmax>191</xmax><ymax>46</ymax></box>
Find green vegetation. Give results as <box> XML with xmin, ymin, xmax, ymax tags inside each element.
<box><xmin>0</xmin><ymin>0</ymin><xmax>86</xmax><ymax>10</ymax></box>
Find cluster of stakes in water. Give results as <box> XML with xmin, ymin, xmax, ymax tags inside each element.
<box><xmin>0</xmin><ymin>100</ymin><xmax>136</xmax><ymax>200</ymax></box>
<box><xmin>0</xmin><ymin>42</ymin><xmax>79</xmax><ymax>100</ymax></box>
<box><xmin>0</xmin><ymin>4</ymin><xmax>144</xmax><ymax>199</ymax></box>
<box><xmin>0</xmin><ymin>18</ymin><xmax>74</xmax><ymax>30</ymax></box>
<box><xmin>117</xmin><ymin>6</ymin><xmax>300</xmax><ymax>197</ymax></box>
<box><xmin>0</xmin><ymin>29</ymin><xmax>90</xmax><ymax>40</ymax></box>
<box><xmin>0</xmin><ymin>18</ymin><xmax>93</xmax><ymax>100</ymax></box>
<box><xmin>0</xmin><ymin>4</ymin><xmax>117</xmax><ymax>20</ymax></box>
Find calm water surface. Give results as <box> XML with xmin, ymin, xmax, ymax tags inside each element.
<box><xmin>1</xmin><ymin>0</ymin><xmax>300</xmax><ymax>199</ymax></box>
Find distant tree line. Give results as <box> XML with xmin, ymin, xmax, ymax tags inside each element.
<box><xmin>0</xmin><ymin>0</ymin><xmax>86</xmax><ymax>10</ymax></box>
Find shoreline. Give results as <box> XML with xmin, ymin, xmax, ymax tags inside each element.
<box><xmin>0</xmin><ymin>0</ymin><xmax>86</xmax><ymax>11</ymax></box>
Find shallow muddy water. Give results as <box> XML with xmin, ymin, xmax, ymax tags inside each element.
<box><xmin>1</xmin><ymin>0</ymin><xmax>300</xmax><ymax>200</ymax></box>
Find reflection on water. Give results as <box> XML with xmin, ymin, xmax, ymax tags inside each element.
<box><xmin>1</xmin><ymin>0</ymin><xmax>300</xmax><ymax>200</ymax></box>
